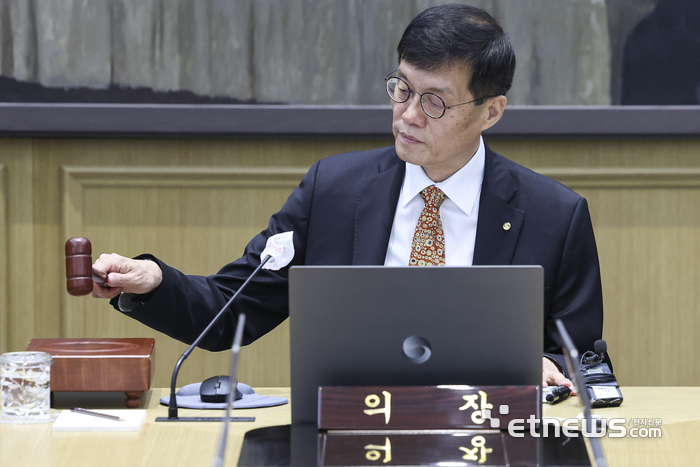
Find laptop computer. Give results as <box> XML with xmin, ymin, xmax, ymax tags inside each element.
<box><xmin>288</xmin><ymin>265</ymin><xmax>544</xmax><ymax>424</ymax></box>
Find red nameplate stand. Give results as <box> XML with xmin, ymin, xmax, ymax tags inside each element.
<box><xmin>318</xmin><ymin>385</ymin><xmax>540</xmax><ymax>466</ymax></box>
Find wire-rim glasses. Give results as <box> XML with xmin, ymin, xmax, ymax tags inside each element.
<box><xmin>384</xmin><ymin>72</ymin><xmax>495</xmax><ymax>119</ymax></box>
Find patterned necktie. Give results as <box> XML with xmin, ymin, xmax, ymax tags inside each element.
<box><xmin>409</xmin><ymin>186</ymin><xmax>447</xmax><ymax>266</ymax></box>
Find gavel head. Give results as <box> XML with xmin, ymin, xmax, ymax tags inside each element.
<box><xmin>65</xmin><ymin>237</ymin><xmax>93</xmax><ymax>296</ymax></box>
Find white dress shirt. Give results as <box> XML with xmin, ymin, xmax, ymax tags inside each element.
<box><xmin>384</xmin><ymin>137</ymin><xmax>485</xmax><ymax>266</ymax></box>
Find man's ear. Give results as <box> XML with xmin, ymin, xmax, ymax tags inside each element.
<box><xmin>480</xmin><ymin>95</ymin><xmax>507</xmax><ymax>133</ymax></box>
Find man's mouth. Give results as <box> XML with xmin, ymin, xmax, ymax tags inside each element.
<box><xmin>399</xmin><ymin>132</ymin><xmax>422</xmax><ymax>144</ymax></box>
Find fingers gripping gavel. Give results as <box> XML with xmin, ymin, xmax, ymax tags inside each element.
<box><xmin>65</xmin><ymin>237</ymin><xmax>107</xmax><ymax>296</ymax></box>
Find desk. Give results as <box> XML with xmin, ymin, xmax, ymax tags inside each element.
<box><xmin>544</xmin><ymin>386</ymin><xmax>700</xmax><ymax>467</ymax></box>
<box><xmin>1</xmin><ymin>387</ymin><xmax>698</xmax><ymax>467</ymax></box>
<box><xmin>0</xmin><ymin>388</ymin><xmax>290</xmax><ymax>467</ymax></box>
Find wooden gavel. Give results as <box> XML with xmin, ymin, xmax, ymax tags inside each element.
<box><xmin>65</xmin><ymin>237</ymin><xmax>107</xmax><ymax>296</ymax></box>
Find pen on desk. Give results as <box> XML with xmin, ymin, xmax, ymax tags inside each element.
<box><xmin>71</xmin><ymin>407</ymin><xmax>125</xmax><ymax>422</ymax></box>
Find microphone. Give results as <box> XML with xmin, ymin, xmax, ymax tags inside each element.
<box><xmin>579</xmin><ymin>339</ymin><xmax>623</xmax><ymax>408</ymax></box>
<box><xmin>581</xmin><ymin>339</ymin><xmax>607</xmax><ymax>365</ymax></box>
<box><xmin>156</xmin><ymin>231</ymin><xmax>295</xmax><ymax>422</ymax></box>
<box><xmin>594</xmin><ymin>339</ymin><xmax>607</xmax><ymax>355</ymax></box>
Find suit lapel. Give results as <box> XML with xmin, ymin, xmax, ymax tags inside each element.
<box><xmin>353</xmin><ymin>155</ymin><xmax>405</xmax><ymax>265</ymax></box>
<box><xmin>473</xmin><ymin>146</ymin><xmax>524</xmax><ymax>265</ymax></box>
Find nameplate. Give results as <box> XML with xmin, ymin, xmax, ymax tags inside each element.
<box><xmin>318</xmin><ymin>385</ymin><xmax>539</xmax><ymax>430</ymax></box>
<box><xmin>319</xmin><ymin>429</ymin><xmax>539</xmax><ymax>466</ymax></box>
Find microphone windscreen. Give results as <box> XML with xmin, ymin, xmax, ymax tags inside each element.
<box><xmin>594</xmin><ymin>339</ymin><xmax>607</xmax><ymax>355</ymax></box>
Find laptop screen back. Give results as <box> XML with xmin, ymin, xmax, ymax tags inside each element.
<box><xmin>288</xmin><ymin>265</ymin><xmax>544</xmax><ymax>424</ymax></box>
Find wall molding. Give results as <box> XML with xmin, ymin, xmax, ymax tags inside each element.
<box><xmin>62</xmin><ymin>165</ymin><xmax>700</xmax><ymax>190</ymax></box>
<box><xmin>537</xmin><ymin>167</ymin><xmax>700</xmax><ymax>189</ymax></box>
<box><xmin>61</xmin><ymin>166</ymin><xmax>309</xmax><ymax>188</ymax></box>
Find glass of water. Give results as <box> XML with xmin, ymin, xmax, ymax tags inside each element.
<box><xmin>0</xmin><ymin>351</ymin><xmax>56</xmax><ymax>423</ymax></box>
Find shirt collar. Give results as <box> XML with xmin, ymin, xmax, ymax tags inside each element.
<box><xmin>401</xmin><ymin>136</ymin><xmax>486</xmax><ymax>216</ymax></box>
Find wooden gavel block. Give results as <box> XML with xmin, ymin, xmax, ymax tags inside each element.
<box><xmin>26</xmin><ymin>338</ymin><xmax>156</xmax><ymax>408</ymax></box>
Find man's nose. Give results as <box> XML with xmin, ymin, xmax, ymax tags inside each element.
<box><xmin>401</xmin><ymin>92</ymin><xmax>427</xmax><ymax>126</ymax></box>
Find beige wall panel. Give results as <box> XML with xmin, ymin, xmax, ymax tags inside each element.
<box><xmin>488</xmin><ymin>138</ymin><xmax>700</xmax><ymax>386</ymax></box>
<box><xmin>0</xmin><ymin>164</ymin><xmax>6</xmax><ymax>351</ymax></box>
<box><xmin>3</xmin><ymin>136</ymin><xmax>700</xmax><ymax>389</ymax></box>
<box><xmin>535</xmin><ymin>168</ymin><xmax>700</xmax><ymax>387</ymax></box>
<box><xmin>23</xmin><ymin>137</ymin><xmax>383</xmax><ymax>388</ymax></box>
<box><xmin>0</xmin><ymin>140</ymin><xmax>37</xmax><ymax>353</ymax></box>
<box><xmin>61</xmin><ymin>166</ymin><xmax>310</xmax><ymax>387</ymax></box>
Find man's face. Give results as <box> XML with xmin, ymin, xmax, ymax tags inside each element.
<box><xmin>391</xmin><ymin>61</ymin><xmax>503</xmax><ymax>182</ymax></box>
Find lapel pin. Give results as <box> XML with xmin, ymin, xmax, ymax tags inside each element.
<box><xmin>502</xmin><ymin>222</ymin><xmax>511</xmax><ymax>231</ymax></box>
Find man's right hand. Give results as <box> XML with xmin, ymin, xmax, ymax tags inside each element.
<box><xmin>91</xmin><ymin>253</ymin><xmax>163</xmax><ymax>299</ymax></box>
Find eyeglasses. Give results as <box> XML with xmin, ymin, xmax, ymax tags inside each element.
<box><xmin>384</xmin><ymin>72</ymin><xmax>496</xmax><ymax>119</ymax></box>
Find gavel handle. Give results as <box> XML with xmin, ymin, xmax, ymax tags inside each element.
<box><xmin>92</xmin><ymin>269</ymin><xmax>108</xmax><ymax>286</ymax></box>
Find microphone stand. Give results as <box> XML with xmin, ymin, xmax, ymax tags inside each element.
<box><xmin>156</xmin><ymin>255</ymin><xmax>271</xmax><ymax>422</ymax></box>
<box><xmin>212</xmin><ymin>313</ymin><xmax>246</xmax><ymax>467</ymax></box>
<box><xmin>556</xmin><ymin>319</ymin><xmax>607</xmax><ymax>467</ymax></box>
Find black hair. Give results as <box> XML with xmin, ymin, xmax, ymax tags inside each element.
<box><xmin>397</xmin><ymin>3</ymin><xmax>516</xmax><ymax>104</ymax></box>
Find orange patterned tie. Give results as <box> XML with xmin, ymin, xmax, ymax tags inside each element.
<box><xmin>409</xmin><ymin>186</ymin><xmax>447</xmax><ymax>266</ymax></box>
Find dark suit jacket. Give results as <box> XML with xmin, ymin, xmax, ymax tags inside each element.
<box><xmin>118</xmin><ymin>144</ymin><xmax>604</xmax><ymax>369</ymax></box>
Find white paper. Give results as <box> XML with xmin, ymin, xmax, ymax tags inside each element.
<box><xmin>52</xmin><ymin>409</ymin><xmax>147</xmax><ymax>432</ymax></box>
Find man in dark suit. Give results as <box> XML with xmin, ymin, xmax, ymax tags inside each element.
<box><xmin>92</xmin><ymin>4</ymin><xmax>603</xmax><ymax>389</ymax></box>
